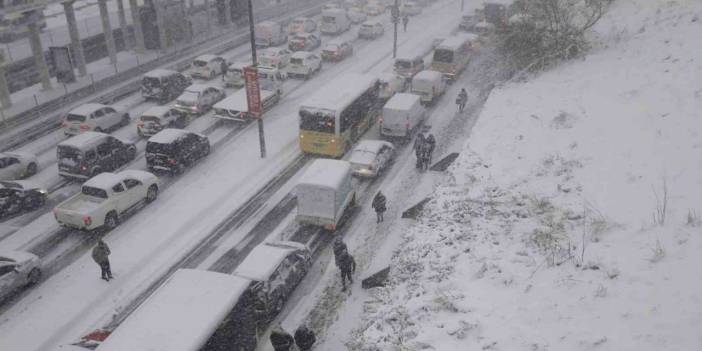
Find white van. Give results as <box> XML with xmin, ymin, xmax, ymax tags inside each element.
<box><xmin>296</xmin><ymin>159</ymin><xmax>356</xmax><ymax>231</ymax></box>
<box><xmin>411</xmin><ymin>70</ymin><xmax>446</xmax><ymax>104</ymax></box>
<box><xmin>380</xmin><ymin>93</ymin><xmax>425</xmax><ymax>138</ymax></box>
<box><xmin>320</xmin><ymin>8</ymin><xmax>351</xmax><ymax>35</ymax></box>
<box><xmin>255</xmin><ymin>21</ymin><xmax>287</xmax><ymax>47</ymax></box>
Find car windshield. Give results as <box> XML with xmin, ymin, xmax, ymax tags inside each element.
<box><xmin>193</xmin><ymin>60</ymin><xmax>208</xmax><ymax>67</ymax></box>
<box><xmin>292</xmin><ymin>19</ymin><xmax>304</xmax><ymax>26</ymax></box>
<box><xmin>82</xmin><ymin>186</ymin><xmax>108</xmax><ymax>199</ymax></box>
<box><xmin>66</xmin><ymin>114</ymin><xmax>86</xmax><ymax>122</ymax></box>
<box><xmin>57</xmin><ymin>146</ymin><xmax>81</xmax><ymax>161</ymax></box>
<box><xmin>361</xmin><ymin>24</ymin><xmax>373</xmax><ymax>29</ymax></box>
<box><xmin>322</xmin><ymin>16</ymin><xmax>335</xmax><ymax>23</ymax></box>
<box><xmin>140</xmin><ymin>115</ymin><xmax>161</xmax><ymax>123</ymax></box>
<box><xmin>146</xmin><ymin>141</ymin><xmax>174</xmax><ymax>155</ymax></box>
<box><xmin>433</xmin><ymin>49</ymin><xmax>454</xmax><ymax>63</ymax></box>
<box><xmin>290</xmin><ymin>58</ymin><xmax>303</xmax><ymax>65</ymax></box>
<box><xmin>324</xmin><ymin>44</ymin><xmax>339</xmax><ymax>51</ymax></box>
<box><xmin>395</xmin><ymin>60</ymin><xmax>412</xmax><ymax>69</ymax></box>
<box><xmin>299</xmin><ymin>110</ymin><xmax>335</xmax><ymax>133</ymax></box>
<box><xmin>142</xmin><ymin>76</ymin><xmax>161</xmax><ymax>87</ymax></box>
<box><xmin>180</xmin><ymin>91</ymin><xmax>200</xmax><ymax>100</ymax></box>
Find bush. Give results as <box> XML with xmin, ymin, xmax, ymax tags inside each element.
<box><xmin>497</xmin><ymin>0</ymin><xmax>609</xmax><ymax>74</ymax></box>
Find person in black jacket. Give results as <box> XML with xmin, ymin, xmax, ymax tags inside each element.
<box><xmin>333</xmin><ymin>237</ymin><xmax>348</xmax><ymax>268</ymax></box>
<box><xmin>91</xmin><ymin>239</ymin><xmax>112</xmax><ymax>281</ymax></box>
<box><xmin>269</xmin><ymin>324</ymin><xmax>295</xmax><ymax>351</ymax></box>
<box><xmin>294</xmin><ymin>324</ymin><xmax>316</xmax><ymax>351</ymax></box>
<box><xmin>372</xmin><ymin>191</ymin><xmax>387</xmax><ymax>223</ymax></box>
<box><xmin>338</xmin><ymin>251</ymin><xmax>356</xmax><ymax>291</ymax></box>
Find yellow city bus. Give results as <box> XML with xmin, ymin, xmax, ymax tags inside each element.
<box><xmin>430</xmin><ymin>33</ymin><xmax>478</xmax><ymax>81</ymax></box>
<box><xmin>299</xmin><ymin>73</ymin><xmax>380</xmax><ymax>158</ymax></box>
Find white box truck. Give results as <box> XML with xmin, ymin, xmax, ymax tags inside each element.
<box><xmin>380</xmin><ymin>93</ymin><xmax>426</xmax><ymax>138</ymax></box>
<box><xmin>255</xmin><ymin>21</ymin><xmax>287</xmax><ymax>48</ymax></box>
<box><xmin>320</xmin><ymin>9</ymin><xmax>351</xmax><ymax>35</ymax></box>
<box><xmin>295</xmin><ymin>159</ymin><xmax>356</xmax><ymax>231</ymax></box>
<box><xmin>411</xmin><ymin>70</ymin><xmax>446</xmax><ymax>105</ymax></box>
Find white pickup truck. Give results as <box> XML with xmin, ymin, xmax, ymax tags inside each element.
<box><xmin>53</xmin><ymin>170</ymin><xmax>159</xmax><ymax>231</ymax></box>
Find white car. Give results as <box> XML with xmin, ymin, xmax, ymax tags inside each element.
<box><xmin>190</xmin><ymin>54</ymin><xmax>227</xmax><ymax>80</ymax></box>
<box><xmin>287</xmin><ymin>51</ymin><xmax>322</xmax><ymax>80</ymax></box>
<box><xmin>137</xmin><ymin>106</ymin><xmax>187</xmax><ymax>137</ymax></box>
<box><xmin>173</xmin><ymin>84</ymin><xmax>226</xmax><ymax>116</ymax></box>
<box><xmin>0</xmin><ymin>251</ymin><xmax>42</xmax><ymax>300</ymax></box>
<box><xmin>288</xmin><ymin>32</ymin><xmax>321</xmax><ymax>52</ymax></box>
<box><xmin>53</xmin><ymin>170</ymin><xmax>159</xmax><ymax>231</ymax></box>
<box><xmin>0</xmin><ymin>152</ymin><xmax>38</xmax><ymax>180</ymax></box>
<box><xmin>348</xmin><ymin>140</ymin><xmax>395</xmax><ymax>177</ymax></box>
<box><xmin>358</xmin><ymin>20</ymin><xmax>384</xmax><ymax>39</ymax></box>
<box><xmin>401</xmin><ymin>1</ymin><xmax>422</xmax><ymax>16</ymax></box>
<box><xmin>62</xmin><ymin>103</ymin><xmax>130</xmax><ymax>136</ymax></box>
<box><xmin>347</xmin><ymin>7</ymin><xmax>367</xmax><ymax>24</ymax></box>
<box><xmin>287</xmin><ymin>17</ymin><xmax>317</xmax><ymax>36</ymax></box>
<box><xmin>259</xmin><ymin>47</ymin><xmax>293</xmax><ymax>69</ymax></box>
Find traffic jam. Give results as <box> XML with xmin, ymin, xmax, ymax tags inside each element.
<box><xmin>0</xmin><ymin>0</ymin><xmax>500</xmax><ymax>350</ymax></box>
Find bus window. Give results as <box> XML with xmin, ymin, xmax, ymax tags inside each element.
<box><xmin>300</xmin><ymin>111</ymin><xmax>335</xmax><ymax>133</ymax></box>
<box><xmin>433</xmin><ymin>49</ymin><xmax>454</xmax><ymax>63</ymax></box>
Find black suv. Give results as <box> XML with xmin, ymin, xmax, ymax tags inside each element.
<box><xmin>141</xmin><ymin>69</ymin><xmax>192</xmax><ymax>104</ymax></box>
<box><xmin>145</xmin><ymin>129</ymin><xmax>210</xmax><ymax>174</ymax></box>
<box><xmin>57</xmin><ymin>132</ymin><xmax>137</xmax><ymax>180</ymax></box>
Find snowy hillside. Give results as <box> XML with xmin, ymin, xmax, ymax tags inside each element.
<box><xmin>344</xmin><ymin>0</ymin><xmax>702</xmax><ymax>350</ymax></box>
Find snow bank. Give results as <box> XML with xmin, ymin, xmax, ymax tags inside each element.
<box><xmin>347</xmin><ymin>0</ymin><xmax>702</xmax><ymax>350</ymax></box>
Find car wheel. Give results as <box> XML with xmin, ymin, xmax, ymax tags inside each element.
<box><xmin>145</xmin><ymin>185</ymin><xmax>158</xmax><ymax>203</ymax></box>
<box><xmin>209</xmin><ymin>70</ymin><xmax>215</xmax><ymax>79</ymax></box>
<box><xmin>25</xmin><ymin>162</ymin><xmax>38</xmax><ymax>177</ymax></box>
<box><xmin>121</xmin><ymin>113</ymin><xmax>130</xmax><ymax>127</ymax></box>
<box><xmin>272</xmin><ymin>296</ymin><xmax>285</xmax><ymax>315</ymax></box>
<box><xmin>127</xmin><ymin>146</ymin><xmax>137</xmax><ymax>161</ymax></box>
<box><xmin>27</xmin><ymin>268</ymin><xmax>41</xmax><ymax>285</ymax></box>
<box><xmin>202</xmin><ymin>144</ymin><xmax>211</xmax><ymax>156</ymax></box>
<box><xmin>104</xmin><ymin>211</ymin><xmax>119</xmax><ymax>230</ymax></box>
<box><xmin>94</xmin><ymin>127</ymin><xmax>103</xmax><ymax>133</ymax></box>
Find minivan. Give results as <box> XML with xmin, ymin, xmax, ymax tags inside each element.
<box><xmin>394</xmin><ymin>55</ymin><xmax>425</xmax><ymax>78</ymax></box>
<box><xmin>146</xmin><ymin>129</ymin><xmax>210</xmax><ymax>174</ymax></box>
<box><xmin>57</xmin><ymin>132</ymin><xmax>136</xmax><ymax>180</ymax></box>
<box><xmin>380</xmin><ymin>93</ymin><xmax>426</xmax><ymax>138</ymax></box>
<box><xmin>141</xmin><ymin>69</ymin><xmax>192</xmax><ymax>103</ymax></box>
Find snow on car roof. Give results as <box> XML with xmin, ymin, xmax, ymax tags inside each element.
<box><xmin>0</xmin><ymin>180</ymin><xmax>43</xmax><ymax>190</ymax></box>
<box><xmin>142</xmin><ymin>105</ymin><xmax>172</xmax><ymax>118</ymax></box>
<box><xmin>361</xmin><ymin>20</ymin><xmax>381</xmax><ymax>25</ymax></box>
<box><xmin>184</xmin><ymin>84</ymin><xmax>211</xmax><ymax>93</ymax></box>
<box><xmin>144</xmin><ymin>68</ymin><xmax>177</xmax><ymax>78</ymax></box>
<box><xmin>69</xmin><ymin>103</ymin><xmax>106</xmax><ymax>116</ymax></box>
<box><xmin>437</xmin><ymin>33</ymin><xmax>478</xmax><ymax>50</ymax></box>
<box><xmin>148</xmin><ymin>128</ymin><xmax>189</xmax><ymax>144</ymax></box>
<box><xmin>83</xmin><ymin>172</ymin><xmax>123</xmax><ymax>190</ymax></box>
<box><xmin>233</xmin><ymin>242</ymin><xmax>300</xmax><ymax>281</ymax></box>
<box><xmin>95</xmin><ymin>269</ymin><xmax>251</xmax><ymax>351</ymax></box>
<box><xmin>291</xmin><ymin>51</ymin><xmax>313</xmax><ymax>59</ymax></box>
<box><xmin>301</xmin><ymin>73</ymin><xmax>378</xmax><ymax>113</ymax></box>
<box><xmin>194</xmin><ymin>54</ymin><xmax>219</xmax><ymax>62</ymax></box>
<box><xmin>413</xmin><ymin>70</ymin><xmax>443</xmax><ymax>81</ymax></box>
<box><xmin>384</xmin><ymin>92</ymin><xmax>420</xmax><ymax>111</ymax></box>
<box><xmin>350</xmin><ymin>140</ymin><xmax>392</xmax><ymax>165</ymax></box>
<box><xmin>297</xmin><ymin>159</ymin><xmax>352</xmax><ymax>191</ymax></box>
<box><xmin>58</xmin><ymin>131</ymin><xmax>109</xmax><ymax>149</ymax></box>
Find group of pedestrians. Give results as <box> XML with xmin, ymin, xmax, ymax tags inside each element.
<box><xmin>270</xmin><ymin>324</ymin><xmax>316</xmax><ymax>351</ymax></box>
<box><xmin>414</xmin><ymin>130</ymin><xmax>436</xmax><ymax>171</ymax></box>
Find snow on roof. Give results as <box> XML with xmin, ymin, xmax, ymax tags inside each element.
<box><xmin>83</xmin><ymin>172</ymin><xmax>122</xmax><ymax>190</ymax></box>
<box><xmin>437</xmin><ymin>34</ymin><xmax>477</xmax><ymax>50</ymax></box>
<box><xmin>69</xmin><ymin>103</ymin><xmax>106</xmax><ymax>116</ymax></box>
<box><xmin>142</xmin><ymin>105</ymin><xmax>172</xmax><ymax>117</ymax></box>
<box><xmin>185</xmin><ymin>84</ymin><xmax>210</xmax><ymax>93</ymax></box>
<box><xmin>58</xmin><ymin>131</ymin><xmax>109</xmax><ymax>149</ymax></box>
<box><xmin>413</xmin><ymin>70</ymin><xmax>443</xmax><ymax>81</ymax></box>
<box><xmin>144</xmin><ymin>68</ymin><xmax>177</xmax><ymax>78</ymax></box>
<box><xmin>233</xmin><ymin>242</ymin><xmax>299</xmax><ymax>281</ymax></box>
<box><xmin>384</xmin><ymin>93</ymin><xmax>420</xmax><ymax>111</ymax></box>
<box><xmin>194</xmin><ymin>54</ymin><xmax>219</xmax><ymax>62</ymax></box>
<box><xmin>148</xmin><ymin>128</ymin><xmax>189</xmax><ymax>144</ymax></box>
<box><xmin>300</xmin><ymin>73</ymin><xmax>378</xmax><ymax>113</ymax></box>
<box><xmin>291</xmin><ymin>51</ymin><xmax>312</xmax><ymax>59</ymax></box>
<box><xmin>297</xmin><ymin>159</ymin><xmax>352</xmax><ymax>191</ymax></box>
<box><xmin>96</xmin><ymin>269</ymin><xmax>251</xmax><ymax>351</ymax></box>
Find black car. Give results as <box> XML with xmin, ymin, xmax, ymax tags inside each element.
<box><xmin>141</xmin><ymin>69</ymin><xmax>192</xmax><ymax>104</ymax></box>
<box><xmin>0</xmin><ymin>181</ymin><xmax>47</xmax><ymax>217</ymax></box>
<box><xmin>57</xmin><ymin>132</ymin><xmax>137</xmax><ymax>180</ymax></box>
<box><xmin>146</xmin><ymin>129</ymin><xmax>210</xmax><ymax>174</ymax></box>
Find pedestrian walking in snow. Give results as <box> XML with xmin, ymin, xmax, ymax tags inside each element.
<box><xmin>333</xmin><ymin>236</ymin><xmax>348</xmax><ymax>268</ymax></box>
<box><xmin>338</xmin><ymin>251</ymin><xmax>356</xmax><ymax>291</ymax></box>
<box><xmin>294</xmin><ymin>324</ymin><xmax>316</xmax><ymax>351</ymax></box>
<box><xmin>372</xmin><ymin>191</ymin><xmax>387</xmax><ymax>223</ymax></box>
<box><xmin>91</xmin><ymin>239</ymin><xmax>113</xmax><ymax>281</ymax></box>
<box><xmin>423</xmin><ymin>133</ymin><xmax>436</xmax><ymax>170</ymax></box>
<box><xmin>269</xmin><ymin>324</ymin><xmax>295</xmax><ymax>351</ymax></box>
<box><xmin>220</xmin><ymin>59</ymin><xmax>228</xmax><ymax>80</ymax></box>
<box><xmin>414</xmin><ymin>133</ymin><xmax>426</xmax><ymax>169</ymax></box>
<box><xmin>402</xmin><ymin>16</ymin><xmax>409</xmax><ymax>32</ymax></box>
<box><xmin>456</xmin><ymin>88</ymin><xmax>468</xmax><ymax>112</ymax></box>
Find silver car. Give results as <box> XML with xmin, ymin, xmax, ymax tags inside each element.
<box><xmin>0</xmin><ymin>251</ymin><xmax>42</xmax><ymax>300</ymax></box>
<box><xmin>0</xmin><ymin>152</ymin><xmax>39</xmax><ymax>180</ymax></box>
<box><xmin>349</xmin><ymin>140</ymin><xmax>395</xmax><ymax>177</ymax></box>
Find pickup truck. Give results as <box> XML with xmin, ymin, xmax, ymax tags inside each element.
<box><xmin>53</xmin><ymin>170</ymin><xmax>159</xmax><ymax>231</ymax></box>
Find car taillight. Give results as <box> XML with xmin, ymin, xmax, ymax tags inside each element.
<box><xmin>81</xmin><ymin>165</ymin><xmax>88</xmax><ymax>171</ymax></box>
<box><xmin>82</xmin><ymin>215</ymin><xmax>92</xmax><ymax>226</ymax></box>
<box><xmin>80</xmin><ymin>123</ymin><xmax>90</xmax><ymax>130</ymax></box>
<box><xmin>379</xmin><ymin>117</ymin><xmax>383</xmax><ymax>124</ymax></box>
<box><xmin>168</xmin><ymin>159</ymin><xmax>178</xmax><ymax>165</ymax></box>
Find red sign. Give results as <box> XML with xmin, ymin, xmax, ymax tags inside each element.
<box><xmin>243</xmin><ymin>66</ymin><xmax>262</xmax><ymax>118</ymax></box>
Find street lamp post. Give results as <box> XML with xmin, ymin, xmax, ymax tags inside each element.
<box><xmin>246</xmin><ymin>0</ymin><xmax>266</xmax><ymax>158</ymax></box>
<box><xmin>392</xmin><ymin>0</ymin><xmax>399</xmax><ymax>58</ymax></box>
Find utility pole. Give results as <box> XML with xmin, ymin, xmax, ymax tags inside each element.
<box><xmin>247</xmin><ymin>0</ymin><xmax>266</xmax><ymax>158</ymax></box>
<box><xmin>461</xmin><ymin>0</ymin><xmax>464</xmax><ymax>12</ymax></box>
<box><xmin>392</xmin><ymin>0</ymin><xmax>399</xmax><ymax>58</ymax></box>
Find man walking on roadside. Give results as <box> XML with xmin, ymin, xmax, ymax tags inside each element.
<box><xmin>338</xmin><ymin>251</ymin><xmax>356</xmax><ymax>291</ymax></box>
<box><xmin>92</xmin><ymin>239</ymin><xmax>113</xmax><ymax>281</ymax></box>
<box><xmin>372</xmin><ymin>191</ymin><xmax>387</xmax><ymax>223</ymax></box>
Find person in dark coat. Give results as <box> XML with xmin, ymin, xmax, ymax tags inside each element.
<box><xmin>269</xmin><ymin>324</ymin><xmax>295</xmax><ymax>351</ymax></box>
<box><xmin>294</xmin><ymin>324</ymin><xmax>316</xmax><ymax>351</ymax></box>
<box><xmin>372</xmin><ymin>191</ymin><xmax>387</xmax><ymax>223</ymax></box>
<box><xmin>91</xmin><ymin>239</ymin><xmax>112</xmax><ymax>281</ymax></box>
<box><xmin>414</xmin><ymin>133</ymin><xmax>426</xmax><ymax>169</ymax></box>
<box><xmin>333</xmin><ymin>237</ymin><xmax>348</xmax><ymax>268</ymax></box>
<box><xmin>457</xmin><ymin>88</ymin><xmax>468</xmax><ymax>112</ymax></box>
<box><xmin>338</xmin><ymin>251</ymin><xmax>356</xmax><ymax>291</ymax></box>
<box><xmin>220</xmin><ymin>59</ymin><xmax>228</xmax><ymax>79</ymax></box>
<box><xmin>423</xmin><ymin>133</ymin><xmax>436</xmax><ymax>170</ymax></box>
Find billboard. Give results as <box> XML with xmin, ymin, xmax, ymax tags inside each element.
<box><xmin>243</xmin><ymin>65</ymin><xmax>262</xmax><ymax>118</ymax></box>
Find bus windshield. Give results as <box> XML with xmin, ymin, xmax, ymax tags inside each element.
<box><xmin>300</xmin><ymin>111</ymin><xmax>335</xmax><ymax>133</ymax></box>
<box><xmin>433</xmin><ymin>49</ymin><xmax>454</xmax><ymax>63</ymax></box>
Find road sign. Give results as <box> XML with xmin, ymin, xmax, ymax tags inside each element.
<box><xmin>243</xmin><ymin>66</ymin><xmax>262</xmax><ymax>118</ymax></box>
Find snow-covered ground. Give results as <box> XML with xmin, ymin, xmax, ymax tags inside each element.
<box><xmin>282</xmin><ymin>0</ymin><xmax>702</xmax><ymax>350</ymax></box>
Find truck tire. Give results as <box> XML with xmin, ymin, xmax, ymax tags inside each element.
<box><xmin>27</xmin><ymin>268</ymin><xmax>42</xmax><ymax>285</ymax></box>
<box><xmin>145</xmin><ymin>185</ymin><xmax>158</xmax><ymax>203</ymax></box>
<box><xmin>104</xmin><ymin>212</ymin><xmax>119</xmax><ymax>230</ymax></box>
